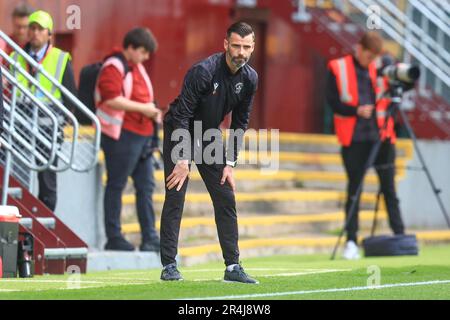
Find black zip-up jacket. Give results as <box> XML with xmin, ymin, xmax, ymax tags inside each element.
<box><xmin>165</xmin><ymin>52</ymin><xmax>258</xmax><ymax>163</ymax></box>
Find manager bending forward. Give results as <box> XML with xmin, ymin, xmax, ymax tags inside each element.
<box><xmin>160</xmin><ymin>22</ymin><xmax>259</xmax><ymax>284</ymax></box>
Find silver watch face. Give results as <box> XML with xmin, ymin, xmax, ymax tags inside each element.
<box><xmin>226</xmin><ymin>161</ymin><xmax>236</xmax><ymax>168</ymax></box>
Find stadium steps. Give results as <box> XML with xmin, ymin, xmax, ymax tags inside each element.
<box><xmin>20</xmin><ymin>217</ymin><xmax>56</xmax><ymax>230</ymax></box>
<box><xmin>123</xmin><ymin>210</ymin><xmax>390</xmax><ymax>243</ymax></box>
<box><xmin>158</xmin><ymin>168</ymin><xmax>403</xmax><ymax>191</ymax></box>
<box><xmin>121</xmin><ymin>189</ymin><xmax>384</xmax><ymax>217</ymax></box>
<box><xmin>177</xmin><ymin>230</ymin><xmax>450</xmax><ymax>266</ymax></box>
<box><xmin>108</xmin><ymin>133</ymin><xmax>413</xmax><ymax>218</ymax></box>
<box><xmin>115</xmin><ymin>167</ymin><xmax>406</xmax><ymax>193</ymax></box>
<box><xmin>94</xmin><ymin>132</ymin><xmax>413</xmax><ymax>162</ymax></box>
<box><xmin>98</xmin><ymin>146</ymin><xmax>412</xmax><ymax>170</ymax></box>
<box><xmin>92</xmin><ymin>130</ymin><xmax>419</xmax><ymax>260</ymax></box>
<box><xmin>0</xmin><ymin>167</ymin><xmax>88</xmax><ymax>276</ymax></box>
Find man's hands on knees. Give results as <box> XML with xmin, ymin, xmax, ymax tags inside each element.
<box><xmin>221</xmin><ymin>165</ymin><xmax>236</xmax><ymax>192</ymax></box>
<box><xmin>166</xmin><ymin>159</ymin><xmax>190</xmax><ymax>191</ymax></box>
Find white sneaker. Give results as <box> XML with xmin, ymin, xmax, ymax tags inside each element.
<box><xmin>342</xmin><ymin>240</ymin><xmax>360</xmax><ymax>260</ymax></box>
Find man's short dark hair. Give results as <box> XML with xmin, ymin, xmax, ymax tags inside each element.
<box><xmin>123</xmin><ymin>27</ymin><xmax>158</xmax><ymax>53</ymax></box>
<box><xmin>12</xmin><ymin>3</ymin><xmax>34</xmax><ymax>18</ymax></box>
<box><xmin>227</xmin><ymin>21</ymin><xmax>255</xmax><ymax>41</ymax></box>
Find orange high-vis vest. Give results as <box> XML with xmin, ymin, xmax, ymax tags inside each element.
<box><xmin>95</xmin><ymin>57</ymin><xmax>154</xmax><ymax>140</ymax></box>
<box><xmin>327</xmin><ymin>55</ymin><xmax>396</xmax><ymax>147</ymax></box>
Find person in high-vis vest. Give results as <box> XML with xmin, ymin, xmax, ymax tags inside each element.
<box><xmin>10</xmin><ymin>10</ymin><xmax>77</xmax><ymax>211</ymax></box>
<box><xmin>326</xmin><ymin>31</ymin><xmax>405</xmax><ymax>260</ymax></box>
<box><xmin>96</xmin><ymin>28</ymin><xmax>161</xmax><ymax>252</ymax></box>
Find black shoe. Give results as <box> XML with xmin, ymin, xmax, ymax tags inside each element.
<box><xmin>161</xmin><ymin>263</ymin><xmax>183</xmax><ymax>281</ymax></box>
<box><xmin>140</xmin><ymin>240</ymin><xmax>160</xmax><ymax>252</ymax></box>
<box><xmin>224</xmin><ymin>264</ymin><xmax>259</xmax><ymax>284</ymax></box>
<box><xmin>104</xmin><ymin>237</ymin><xmax>135</xmax><ymax>251</ymax></box>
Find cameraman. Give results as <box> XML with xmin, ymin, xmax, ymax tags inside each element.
<box><xmin>326</xmin><ymin>31</ymin><xmax>405</xmax><ymax>260</ymax></box>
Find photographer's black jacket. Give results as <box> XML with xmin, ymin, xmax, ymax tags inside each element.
<box><xmin>164</xmin><ymin>52</ymin><xmax>258</xmax><ymax>162</ymax></box>
<box><xmin>326</xmin><ymin>55</ymin><xmax>379</xmax><ymax>143</ymax></box>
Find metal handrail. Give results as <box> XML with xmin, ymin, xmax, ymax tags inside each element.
<box><xmin>1</xmin><ymin>68</ymin><xmax>59</xmax><ymax>168</ymax></box>
<box><xmin>374</xmin><ymin>0</ymin><xmax>450</xmax><ymax>63</ymax></box>
<box><xmin>0</xmin><ymin>93</ymin><xmax>59</xmax><ymax>170</ymax></box>
<box><xmin>0</xmin><ymin>30</ymin><xmax>101</xmax><ymax>172</ymax></box>
<box><xmin>409</xmin><ymin>0</ymin><xmax>450</xmax><ymax>38</ymax></box>
<box><xmin>0</xmin><ymin>49</ymin><xmax>77</xmax><ymax>172</ymax></box>
<box><xmin>435</xmin><ymin>1</ymin><xmax>450</xmax><ymax>13</ymax></box>
<box><xmin>367</xmin><ymin>1</ymin><xmax>450</xmax><ymax>77</ymax></box>
<box><xmin>1</xmin><ymin>66</ymin><xmax>59</xmax><ymax>203</ymax></box>
<box><xmin>421</xmin><ymin>1</ymin><xmax>449</xmax><ymax>25</ymax></box>
<box><xmin>347</xmin><ymin>0</ymin><xmax>450</xmax><ymax>87</ymax></box>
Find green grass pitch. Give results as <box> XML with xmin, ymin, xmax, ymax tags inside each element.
<box><xmin>0</xmin><ymin>244</ymin><xmax>449</xmax><ymax>300</ymax></box>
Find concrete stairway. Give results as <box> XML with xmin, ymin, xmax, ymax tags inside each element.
<box><xmin>101</xmin><ymin>132</ymin><xmax>450</xmax><ymax>265</ymax></box>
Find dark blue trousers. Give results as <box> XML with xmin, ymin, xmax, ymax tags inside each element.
<box><xmin>101</xmin><ymin>129</ymin><xmax>159</xmax><ymax>243</ymax></box>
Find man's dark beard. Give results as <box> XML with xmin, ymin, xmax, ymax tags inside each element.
<box><xmin>227</xmin><ymin>50</ymin><xmax>249</xmax><ymax>69</ymax></box>
<box><xmin>232</xmin><ymin>57</ymin><xmax>247</xmax><ymax>68</ymax></box>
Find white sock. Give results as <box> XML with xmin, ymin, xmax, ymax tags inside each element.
<box><xmin>226</xmin><ymin>264</ymin><xmax>238</xmax><ymax>272</ymax></box>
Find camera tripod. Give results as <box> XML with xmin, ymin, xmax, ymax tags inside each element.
<box><xmin>330</xmin><ymin>83</ymin><xmax>450</xmax><ymax>260</ymax></box>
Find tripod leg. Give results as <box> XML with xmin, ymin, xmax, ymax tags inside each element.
<box><xmin>331</xmin><ymin>94</ymin><xmax>402</xmax><ymax>260</ymax></box>
<box><xmin>370</xmin><ymin>189</ymin><xmax>382</xmax><ymax>237</ymax></box>
<box><xmin>331</xmin><ymin>141</ymin><xmax>383</xmax><ymax>260</ymax></box>
<box><xmin>397</xmin><ymin>108</ymin><xmax>450</xmax><ymax>228</ymax></box>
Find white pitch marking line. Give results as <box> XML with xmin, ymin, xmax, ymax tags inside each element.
<box><xmin>0</xmin><ymin>281</ymin><xmax>150</xmax><ymax>293</ymax></box>
<box><xmin>0</xmin><ymin>289</ymin><xmax>19</xmax><ymax>292</ymax></box>
<box><xmin>0</xmin><ymin>269</ymin><xmax>351</xmax><ymax>290</ymax></box>
<box><xmin>0</xmin><ymin>279</ymin><xmax>148</xmax><ymax>285</ymax></box>
<box><xmin>0</xmin><ymin>279</ymin><xmax>104</xmax><ymax>284</ymax></box>
<box><xmin>106</xmin><ymin>271</ymin><xmax>154</xmax><ymax>276</ymax></box>
<box><xmin>259</xmin><ymin>269</ymin><xmax>352</xmax><ymax>278</ymax></box>
<box><xmin>193</xmin><ymin>278</ymin><xmax>222</xmax><ymax>282</ymax></box>
<box><xmin>3</xmin><ymin>285</ymin><xmax>106</xmax><ymax>293</ymax></box>
<box><xmin>183</xmin><ymin>268</ymin><xmax>351</xmax><ymax>273</ymax></box>
<box><xmin>191</xmin><ymin>269</ymin><xmax>351</xmax><ymax>282</ymax></box>
<box><xmin>180</xmin><ymin>280</ymin><xmax>450</xmax><ymax>300</ymax></box>
<box><xmin>89</xmin><ymin>277</ymin><xmax>154</xmax><ymax>281</ymax></box>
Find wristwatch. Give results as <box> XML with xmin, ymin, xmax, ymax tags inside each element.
<box><xmin>226</xmin><ymin>160</ymin><xmax>237</xmax><ymax>168</ymax></box>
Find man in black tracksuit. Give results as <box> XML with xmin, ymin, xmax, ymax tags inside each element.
<box><xmin>160</xmin><ymin>22</ymin><xmax>259</xmax><ymax>284</ymax></box>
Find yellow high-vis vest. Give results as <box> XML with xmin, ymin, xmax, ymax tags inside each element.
<box><xmin>10</xmin><ymin>45</ymin><xmax>71</xmax><ymax>105</ymax></box>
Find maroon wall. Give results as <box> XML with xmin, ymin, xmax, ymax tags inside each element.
<box><xmin>1</xmin><ymin>0</ymin><xmax>340</xmax><ymax>133</ymax></box>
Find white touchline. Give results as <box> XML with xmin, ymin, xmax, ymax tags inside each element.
<box><xmin>91</xmin><ymin>277</ymin><xmax>155</xmax><ymax>281</ymax></box>
<box><xmin>0</xmin><ymin>279</ymin><xmax>104</xmax><ymax>284</ymax></box>
<box><xmin>0</xmin><ymin>289</ymin><xmax>19</xmax><ymax>292</ymax></box>
<box><xmin>108</xmin><ymin>271</ymin><xmax>154</xmax><ymax>276</ymax></box>
<box><xmin>0</xmin><ymin>279</ymin><xmax>148</xmax><ymax>285</ymax></box>
<box><xmin>179</xmin><ymin>280</ymin><xmax>450</xmax><ymax>300</ymax></box>
<box><xmin>191</xmin><ymin>269</ymin><xmax>351</xmax><ymax>282</ymax></box>
<box><xmin>183</xmin><ymin>268</ymin><xmax>352</xmax><ymax>273</ymax></box>
<box><xmin>260</xmin><ymin>269</ymin><xmax>352</xmax><ymax>277</ymax></box>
